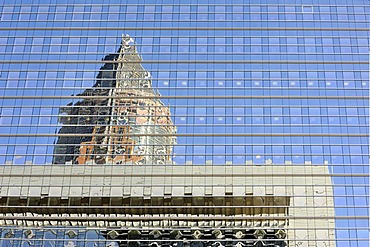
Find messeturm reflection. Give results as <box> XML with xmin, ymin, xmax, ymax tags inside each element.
<box><xmin>53</xmin><ymin>35</ymin><xmax>177</xmax><ymax>165</ymax></box>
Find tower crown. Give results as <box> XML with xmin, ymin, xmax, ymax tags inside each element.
<box><xmin>54</xmin><ymin>35</ymin><xmax>177</xmax><ymax>165</ymax></box>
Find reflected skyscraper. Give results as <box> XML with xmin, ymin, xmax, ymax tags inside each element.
<box><xmin>53</xmin><ymin>35</ymin><xmax>177</xmax><ymax>165</ymax></box>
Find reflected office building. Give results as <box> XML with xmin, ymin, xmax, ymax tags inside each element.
<box><xmin>53</xmin><ymin>35</ymin><xmax>177</xmax><ymax>166</ymax></box>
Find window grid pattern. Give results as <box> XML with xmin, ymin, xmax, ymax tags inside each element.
<box><xmin>0</xmin><ymin>0</ymin><xmax>368</xmax><ymax>246</ymax></box>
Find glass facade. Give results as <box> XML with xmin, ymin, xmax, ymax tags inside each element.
<box><xmin>0</xmin><ymin>0</ymin><xmax>369</xmax><ymax>246</ymax></box>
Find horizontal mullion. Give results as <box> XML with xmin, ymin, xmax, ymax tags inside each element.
<box><xmin>0</xmin><ymin>215</ymin><xmax>367</xmax><ymax>220</ymax></box>
<box><xmin>0</xmin><ymin>183</ymin><xmax>367</xmax><ymax>187</ymax></box>
<box><xmin>4</xmin><ymin>123</ymin><xmax>369</xmax><ymax>126</ymax></box>
<box><xmin>2</xmin><ymin>79</ymin><xmax>368</xmax><ymax>81</ymax></box>
<box><xmin>0</xmin><ymin>95</ymin><xmax>367</xmax><ymax>99</ymax></box>
<box><xmin>0</xmin><ymin>133</ymin><xmax>367</xmax><ymax>137</ymax></box>
<box><xmin>3</xmin><ymin>155</ymin><xmax>370</xmax><ymax>160</ymax></box>
<box><xmin>3</xmin><ymin>105</ymin><xmax>367</xmax><ymax>109</ymax></box>
<box><xmin>0</xmin><ymin>236</ymin><xmax>358</xmax><ymax>243</ymax></box>
<box><xmin>0</xmin><ymin>27</ymin><xmax>368</xmax><ymax>31</ymax></box>
<box><xmin>7</xmin><ymin>154</ymin><xmax>370</xmax><ymax>158</ymax></box>
<box><xmin>4</xmin><ymin>51</ymin><xmax>370</xmax><ymax>54</ymax></box>
<box><xmin>2</xmin><ymin>19</ymin><xmax>370</xmax><ymax>23</ymax></box>
<box><xmin>2</xmin><ymin>3</ymin><xmax>369</xmax><ymax>6</ymax></box>
<box><xmin>0</xmin><ymin>238</ymin><xmax>361</xmax><ymax>243</ymax></box>
<box><xmin>2</xmin><ymin>124</ymin><xmax>368</xmax><ymax>127</ymax></box>
<box><xmin>3</xmin><ymin>35</ymin><xmax>370</xmax><ymax>38</ymax></box>
<box><xmin>3</xmin><ymin>70</ymin><xmax>368</xmax><ymax>73</ymax></box>
<box><xmin>0</xmin><ymin>183</ymin><xmax>368</xmax><ymax>187</ymax></box>
<box><xmin>0</xmin><ymin>237</ymin><xmax>364</xmax><ymax>243</ymax></box>
<box><xmin>3</xmin><ymin>114</ymin><xmax>369</xmax><ymax>117</ymax></box>
<box><xmin>2</xmin><ymin>87</ymin><xmax>368</xmax><ymax>91</ymax></box>
<box><xmin>10</xmin><ymin>44</ymin><xmax>369</xmax><ymax>46</ymax></box>
<box><xmin>0</xmin><ymin>226</ymin><xmax>357</xmax><ymax>230</ymax></box>
<box><xmin>7</xmin><ymin>45</ymin><xmax>368</xmax><ymax>48</ymax></box>
<box><xmin>6</xmin><ymin>44</ymin><xmax>368</xmax><ymax>47</ymax></box>
<box><xmin>4</xmin><ymin>11</ymin><xmax>370</xmax><ymax>14</ymax></box>
<box><xmin>2</xmin><ymin>143</ymin><xmax>368</xmax><ymax>147</ymax></box>
<box><xmin>0</xmin><ymin>60</ymin><xmax>367</xmax><ymax>64</ymax></box>
<box><xmin>0</xmin><ymin>205</ymin><xmax>367</xmax><ymax>209</ymax></box>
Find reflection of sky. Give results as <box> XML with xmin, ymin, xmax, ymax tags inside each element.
<box><xmin>0</xmin><ymin>227</ymin><xmax>108</xmax><ymax>247</ymax></box>
<box><xmin>0</xmin><ymin>38</ymin><xmax>369</xmax><ymax>166</ymax></box>
<box><xmin>0</xmin><ymin>0</ymin><xmax>369</xmax><ymax>246</ymax></box>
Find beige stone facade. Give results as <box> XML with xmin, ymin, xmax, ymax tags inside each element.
<box><xmin>0</xmin><ymin>165</ymin><xmax>335</xmax><ymax>246</ymax></box>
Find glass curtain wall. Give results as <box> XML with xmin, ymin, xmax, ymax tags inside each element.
<box><xmin>0</xmin><ymin>0</ymin><xmax>368</xmax><ymax>246</ymax></box>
